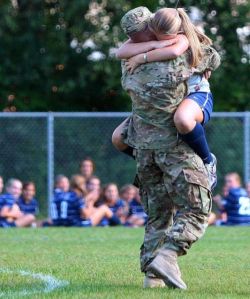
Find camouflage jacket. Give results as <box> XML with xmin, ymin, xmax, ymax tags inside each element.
<box><xmin>121</xmin><ymin>46</ymin><xmax>220</xmax><ymax>149</ymax></box>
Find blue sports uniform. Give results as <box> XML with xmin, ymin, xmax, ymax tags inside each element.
<box><xmin>108</xmin><ymin>199</ymin><xmax>125</xmax><ymax>214</ymax></box>
<box><xmin>222</xmin><ymin>188</ymin><xmax>250</xmax><ymax>225</ymax></box>
<box><xmin>17</xmin><ymin>197</ymin><xmax>39</xmax><ymax>215</ymax></box>
<box><xmin>129</xmin><ymin>199</ymin><xmax>147</xmax><ymax>224</ymax></box>
<box><xmin>106</xmin><ymin>199</ymin><xmax>125</xmax><ymax>226</ymax></box>
<box><xmin>51</xmin><ymin>190</ymin><xmax>91</xmax><ymax>227</ymax></box>
<box><xmin>0</xmin><ymin>193</ymin><xmax>16</xmax><ymax>227</ymax></box>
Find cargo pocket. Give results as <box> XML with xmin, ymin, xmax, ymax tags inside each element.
<box><xmin>183</xmin><ymin>168</ymin><xmax>212</xmax><ymax>214</ymax></box>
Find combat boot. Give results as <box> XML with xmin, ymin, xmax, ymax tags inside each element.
<box><xmin>147</xmin><ymin>249</ymin><xmax>187</xmax><ymax>290</ymax></box>
<box><xmin>143</xmin><ymin>271</ymin><xmax>165</xmax><ymax>288</ymax></box>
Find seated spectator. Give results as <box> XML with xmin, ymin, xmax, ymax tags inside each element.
<box><xmin>87</xmin><ymin>176</ymin><xmax>101</xmax><ymax>193</ymax></box>
<box><xmin>86</xmin><ymin>176</ymin><xmax>102</xmax><ymax>206</ymax></box>
<box><xmin>54</xmin><ymin>175</ymin><xmax>70</xmax><ymax>193</ymax></box>
<box><xmin>246</xmin><ymin>181</ymin><xmax>250</xmax><ymax>198</ymax></box>
<box><xmin>51</xmin><ymin>175</ymin><xmax>114</xmax><ymax>227</ymax></box>
<box><xmin>0</xmin><ymin>176</ymin><xmax>4</xmax><ymax>194</ymax></box>
<box><xmin>209</xmin><ymin>185</ymin><xmax>229</xmax><ymax>225</ymax></box>
<box><xmin>214</xmin><ymin>172</ymin><xmax>250</xmax><ymax>225</ymax></box>
<box><xmin>18</xmin><ymin>182</ymin><xmax>39</xmax><ymax>217</ymax></box>
<box><xmin>79</xmin><ymin>157</ymin><xmax>95</xmax><ymax>183</ymax></box>
<box><xmin>103</xmin><ymin>183</ymin><xmax>126</xmax><ymax>225</ymax></box>
<box><xmin>0</xmin><ymin>179</ymin><xmax>35</xmax><ymax>228</ymax></box>
<box><xmin>120</xmin><ymin>184</ymin><xmax>147</xmax><ymax>227</ymax></box>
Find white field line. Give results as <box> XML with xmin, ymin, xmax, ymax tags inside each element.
<box><xmin>0</xmin><ymin>268</ymin><xmax>69</xmax><ymax>297</ymax></box>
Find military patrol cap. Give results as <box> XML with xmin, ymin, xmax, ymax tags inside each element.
<box><xmin>121</xmin><ymin>7</ymin><xmax>152</xmax><ymax>35</ymax></box>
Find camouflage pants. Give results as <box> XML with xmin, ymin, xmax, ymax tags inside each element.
<box><xmin>136</xmin><ymin>144</ymin><xmax>212</xmax><ymax>273</ymax></box>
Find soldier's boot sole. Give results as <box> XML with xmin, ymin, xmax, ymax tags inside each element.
<box><xmin>143</xmin><ymin>276</ymin><xmax>166</xmax><ymax>288</ymax></box>
<box><xmin>147</xmin><ymin>252</ymin><xmax>187</xmax><ymax>290</ymax></box>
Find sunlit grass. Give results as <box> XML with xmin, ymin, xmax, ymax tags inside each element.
<box><xmin>0</xmin><ymin>227</ymin><xmax>249</xmax><ymax>298</ymax></box>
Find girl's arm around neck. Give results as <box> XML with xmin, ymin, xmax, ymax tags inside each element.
<box><xmin>116</xmin><ymin>38</ymin><xmax>178</xmax><ymax>59</ymax></box>
<box><xmin>146</xmin><ymin>34</ymin><xmax>189</xmax><ymax>62</ymax></box>
<box><xmin>125</xmin><ymin>35</ymin><xmax>189</xmax><ymax>74</ymax></box>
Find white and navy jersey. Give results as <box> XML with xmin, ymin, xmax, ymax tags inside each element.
<box><xmin>51</xmin><ymin>190</ymin><xmax>84</xmax><ymax>226</ymax></box>
<box><xmin>223</xmin><ymin>188</ymin><xmax>250</xmax><ymax>225</ymax></box>
<box><xmin>129</xmin><ymin>199</ymin><xmax>147</xmax><ymax>219</ymax></box>
<box><xmin>17</xmin><ymin>197</ymin><xmax>39</xmax><ymax>215</ymax></box>
<box><xmin>0</xmin><ymin>193</ymin><xmax>15</xmax><ymax>221</ymax></box>
<box><xmin>108</xmin><ymin>199</ymin><xmax>126</xmax><ymax>214</ymax></box>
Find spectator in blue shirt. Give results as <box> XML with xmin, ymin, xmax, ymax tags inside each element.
<box><xmin>18</xmin><ymin>182</ymin><xmax>39</xmax><ymax>216</ymax></box>
<box><xmin>120</xmin><ymin>184</ymin><xmax>147</xmax><ymax>227</ymax></box>
<box><xmin>0</xmin><ymin>178</ymin><xmax>35</xmax><ymax>227</ymax></box>
<box><xmin>54</xmin><ymin>174</ymin><xmax>70</xmax><ymax>193</ymax></box>
<box><xmin>103</xmin><ymin>183</ymin><xmax>126</xmax><ymax>225</ymax></box>
<box><xmin>86</xmin><ymin>176</ymin><xmax>102</xmax><ymax>206</ymax></box>
<box><xmin>214</xmin><ymin>173</ymin><xmax>250</xmax><ymax>225</ymax></box>
<box><xmin>52</xmin><ymin>175</ymin><xmax>114</xmax><ymax>227</ymax></box>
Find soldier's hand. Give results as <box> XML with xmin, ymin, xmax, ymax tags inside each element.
<box><xmin>125</xmin><ymin>54</ymin><xmax>144</xmax><ymax>74</ymax></box>
<box><xmin>204</xmin><ymin>70</ymin><xmax>212</xmax><ymax>80</ymax></box>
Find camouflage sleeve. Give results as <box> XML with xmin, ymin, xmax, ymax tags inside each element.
<box><xmin>195</xmin><ymin>45</ymin><xmax>221</xmax><ymax>73</ymax></box>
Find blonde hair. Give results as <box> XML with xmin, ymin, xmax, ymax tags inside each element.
<box><xmin>150</xmin><ymin>8</ymin><xmax>212</xmax><ymax>67</ymax></box>
<box><xmin>70</xmin><ymin>175</ymin><xmax>87</xmax><ymax>197</ymax></box>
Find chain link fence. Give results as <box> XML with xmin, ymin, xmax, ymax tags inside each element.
<box><xmin>0</xmin><ymin>112</ymin><xmax>249</xmax><ymax>216</ymax></box>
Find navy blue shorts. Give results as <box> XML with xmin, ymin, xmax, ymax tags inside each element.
<box><xmin>186</xmin><ymin>92</ymin><xmax>213</xmax><ymax>124</ymax></box>
<box><xmin>0</xmin><ymin>220</ymin><xmax>16</xmax><ymax>228</ymax></box>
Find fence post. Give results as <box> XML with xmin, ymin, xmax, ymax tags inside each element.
<box><xmin>244</xmin><ymin>112</ymin><xmax>250</xmax><ymax>184</ymax></box>
<box><xmin>47</xmin><ymin>113</ymin><xmax>54</xmax><ymax>217</ymax></box>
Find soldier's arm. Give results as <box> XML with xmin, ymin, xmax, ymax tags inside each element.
<box><xmin>116</xmin><ymin>38</ymin><xmax>179</xmax><ymax>59</ymax></box>
<box><xmin>195</xmin><ymin>46</ymin><xmax>221</xmax><ymax>73</ymax></box>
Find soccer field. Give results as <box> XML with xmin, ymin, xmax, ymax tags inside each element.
<box><xmin>0</xmin><ymin>227</ymin><xmax>249</xmax><ymax>299</ymax></box>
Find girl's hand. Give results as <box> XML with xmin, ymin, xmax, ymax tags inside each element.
<box><xmin>125</xmin><ymin>54</ymin><xmax>144</xmax><ymax>74</ymax></box>
<box><xmin>153</xmin><ymin>38</ymin><xmax>178</xmax><ymax>49</ymax></box>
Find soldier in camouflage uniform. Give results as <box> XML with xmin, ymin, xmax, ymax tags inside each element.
<box><xmin>120</xmin><ymin>7</ymin><xmax>220</xmax><ymax>289</ymax></box>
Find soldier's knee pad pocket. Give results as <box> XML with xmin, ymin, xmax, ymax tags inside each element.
<box><xmin>183</xmin><ymin>168</ymin><xmax>212</xmax><ymax>214</ymax></box>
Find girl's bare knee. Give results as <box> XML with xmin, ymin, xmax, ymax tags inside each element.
<box><xmin>174</xmin><ymin>112</ymin><xmax>195</xmax><ymax>134</ymax></box>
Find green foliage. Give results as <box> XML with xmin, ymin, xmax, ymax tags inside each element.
<box><xmin>0</xmin><ymin>0</ymin><xmax>249</xmax><ymax>112</ymax></box>
<box><xmin>0</xmin><ymin>227</ymin><xmax>250</xmax><ymax>298</ymax></box>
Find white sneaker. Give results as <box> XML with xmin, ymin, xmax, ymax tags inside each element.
<box><xmin>205</xmin><ymin>153</ymin><xmax>217</xmax><ymax>190</ymax></box>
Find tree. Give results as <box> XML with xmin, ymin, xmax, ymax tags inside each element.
<box><xmin>0</xmin><ymin>0</ymin><xmax>249</xmax><ymax>112</ymax></box>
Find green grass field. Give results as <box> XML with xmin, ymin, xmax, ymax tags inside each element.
<box><xmin>0</xmin><ymin>227</ymin><xmax>249</xmax><ymax>299</ymax></box>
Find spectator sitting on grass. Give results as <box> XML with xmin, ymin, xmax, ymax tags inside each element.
<box><xmin>246</xmin><ymin>181</ymin><xmax>250</xmax><ymax>198</ymax></box>
<box><xmin>214</xmin><ymin>172</ymin><xmax>250</xmax><ymax>225</ymax></box>
<box><xmin>54</xmin><ymin>174</ymin><xmax>70</xmax><ymax>193</ymax></box>
<box><xmin>120</xmin><ymin>184</ymin><xmax>147</xmax><ymax>227</ymax></box>
<box><xmin>86</xmin><ymin>176</ymin><xmax>102</xmax><ymax>206</ymax></box>
<box><xmin>18</xmin><ymin>182</ymin><xmax>39</xmax><ymax>217</ymax></box>
<box><xmin>103</xmin><ymin>183</ymin><xmax>126</xmax><ymax>225</ymax></box>
<box><xmin>0</xmin><ymin>176</ymin><xmax>4</xmax><ymax>194</ymax></box>
<box><xmin>209</xmin><ymin>184</ymin><xmax>229</xmax><ymax>225</ymax></box>
<box><xmin>79</xmin><ymin>157</ymin><xmax>95</xmax><ymax>183</ymax></box>
<box><xmin>0</xmin><ymin>178</ymin><xmax>35</xmax><ymax>228</ymax></box>
<box><xmin>52</xmin><ymin>175</ymin><xmax>114</xmax><ymax>227</ymax></box>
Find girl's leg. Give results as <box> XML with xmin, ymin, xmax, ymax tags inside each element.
<box><xmin>174</xmin><ymin>98</ymin><xmax>212</xmax><ymax>164</ymax></box>
<box><xmin>112</xmin><ymin>118</ymin><xmax>134</xmax><ymax>158</ymax></box>
<box><xmin>15</xmin><ymin>214</ymin><xmax>35</xmax><ymax>227</ymax></box>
